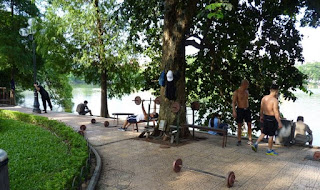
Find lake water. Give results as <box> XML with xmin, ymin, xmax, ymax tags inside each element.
<box><xmin>20</xmin><ymin>88</ymin><xmax>320</xmax><ymax>146</ymax></box>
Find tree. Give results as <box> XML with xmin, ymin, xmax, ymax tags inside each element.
<box><xmin>0</xmin><ymin>0</ymin><xmax>39</xmax><ymax>88</ymax></box>
<box><xmin>0</xmin><ymin>0</ymin><xmax>74</xmax><ymax>110</ymax></box>
<box><xmin>122</xmin><ymin>0</ymin><xmax>320</xmax><ymax>135</ymax></box>
<box><xmin>46</xmin><ymin>0</ymin><xmax>143</xmax><ymax>117</ymax></box>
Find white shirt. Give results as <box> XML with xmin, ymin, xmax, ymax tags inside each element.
<box><xmin>136</xmin><ymin>114</ymin><xmax>145</xmax><ymax>122</ymax></box>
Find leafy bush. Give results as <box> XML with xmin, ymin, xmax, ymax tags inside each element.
<box><xmin>0</xmin><ymin>110</ymin><xmax>88</xmax><ymax>190</ymax></box>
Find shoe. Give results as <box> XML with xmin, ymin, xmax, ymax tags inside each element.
<box><xmin>44</xmin><ymin>111</ymin><xmax>47</xmax><ymax>113</ymax></box>
<box><xmin>266</xmin><ymin>150</ymin><xmax>278</xmax><ymax>156</ymax></box>
<box><xmin>236</xmin><ymin>141</ymin><xmax>242</xmax><ymax>146</ymax></box>
<box><xmin>90</xmin><ymin>114</ymin><xmax>93</xmax><ymax>116</ymax></box>
<box><xmin>50</xmin><ymin>107</ymin><xmax>53</xmax><ymax>111</ymax></box>
<box><xmin>247</xmin><ymin>140</ymin><xmax>253</xmax><ymax>145</ymax></box>
<box><xmin>251</xmin><ymin>144</ymin><xmax>258</xmax><ymax>152</ymax></box>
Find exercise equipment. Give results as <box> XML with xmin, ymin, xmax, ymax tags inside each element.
<box><xmin>90</xmin><ymin>118</ymin><xmax>110</xmax><ymax>127</ymax></box>
<box><xmin>173</xmin><ymin>159</ymin><xmax>236</xmax><ymax>188</ymax></box>
<box><xmin>171</xmin><ymin>102</ymin><xmax>181</xmax><ymax>113</ymax></box>
<box><xmin>170</xmin><ymin>102</ymin><xmax>182</xmax><ymax>144</ymax></box>
<box><xmin>78</xmin><ymin>130</ymin><xmax>84</xmax><ymax>136</ymax></box>
<box><xmin>80</xmin><ymin>125</ymin><xmax>86</xmax><ymax>131</ymax></box>
<box><xmin>191</xmin><ymin>101</ymin><xmax>200</xmax><ymax>111</ymax></box>
<box><xmin>132</xmin><ymin>96</ymin><xmax>161</xmax><ymax>105</ymax></box>
<box><xmin>314</xmin><ymin>151</ymin><xmax>320</xmax><ymax>160</ymax></box>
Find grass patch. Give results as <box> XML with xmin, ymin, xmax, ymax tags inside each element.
<box><xmin>0</xmin><ymin>110</ymin><xmax>88</xmax><ymax>190</ymax></box>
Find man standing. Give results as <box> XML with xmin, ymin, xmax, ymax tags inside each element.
<box><xmin>76</xmin><ymin>100</ymin><xmax>93</xmax><ymax>116</ymax></box>
<box><xmin>252</xmin><ymin>84</ymin><xmax>282</xmax><ymax>155</ymax></box>
<box><xmin>34</xmin><ymin>82</ymin><xmax>53</xmax><ymax>113</ymax></box>
<box><xmin>232</xmin><ymin>79</ymin><xmax>252</xmax><ymax>146</ymax></box>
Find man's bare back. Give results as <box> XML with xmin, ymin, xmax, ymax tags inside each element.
<box><xmin>261</xmin><ymin>95</ymin><xmax>277</xmax><ymax>116</ymax></box>
<box><xmin>260</xmin><ymin>94</ymin><xmax>282</xmax><ymax>128</ymax></box>
<box><xmin>234</xmin><ymin>89</ymin><xmax>249</xmax><ymax>108</ymax></box>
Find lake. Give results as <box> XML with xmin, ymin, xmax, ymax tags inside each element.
<box><xmin>19</xmin><ymin>88</ymin><xmax>320</xmax><ymax>146</ymax></box>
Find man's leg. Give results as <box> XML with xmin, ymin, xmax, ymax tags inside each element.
<box><xmin>47</xmin><ymin>97</ymin><xmax>53</xmax><ymax>111</ymax></box>
<box><xmin>42</xmin><ymin>98</ymin><xmax>47</xmax><ymax>112</ymax></box>
<box><xmin>122</xmin><ymin>120</ymin><xmax>129</xmax><ymax>129</ymax></box>
<box><xmin>251</xmin><ymin>133</ymin><xmax>265</xmax><ymax>152</ymax></box>
<box><xmin>247</xmin><ymin>122</ymin><xmax>252</xmax><ymax>141</ymax></box>
<box><xmin>309</xmin><ymin>134</ymin><xmax>313</xmax><ymax>147</ymax></box>
<box><xmin>237</xmin><ymin>123</ymin><xmax>242</xmax><ymax>145</ymax></box>
<box><xmin>256</xmin><ymin>133</ymin><xmax>265</xmax><ymax>144</ymax></box>
<box><xmin>268</xmin><ymin>136</ymin><xmax>274</xmax><ymax>150</ymax></box>
<box><xmin>88</xmin><ymin>110</ymin><xmax>93</xmax><ymax>116</ymax></box>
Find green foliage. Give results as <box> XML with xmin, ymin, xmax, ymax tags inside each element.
<box><xmin>122</xmin><ymin>0</ymin><xmax>319</xmax><ymax>131</ymax></box>
<box><xmin>297</xmin><ymin>62</ymin><xmax>320</xmax><ymax>81</ymax></box>
<box><xmin>205</xmin><ymin>1</ymin><xmax>232</xmax><ymax>19</ymax></box>
<box><xmin>0</xmin><ymin>0</ymin><xmax>73</xmax><ymax>110</ymax></box>
<box><xmin>0</xmin><ymin>109</ymin><xmax>88</xmax><ymax>189</ymax></box>
<box><xmin>40</xmin><ymin>0</ymin><xmax>144</xmax><ymax>116</ymax></box>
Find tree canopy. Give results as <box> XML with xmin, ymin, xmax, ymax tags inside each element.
<box><xmin>0</xmin><ymin>0</ymin><xmax>74</xmax><ymax>110</ymax></box>
<box><xmin>122</xmin><ymin>0</ymin><xmax>320</xmax><ymax>131</ymax></box>
<box><xmin>42</xmin><ymin>0</ymin><xmax>143</xmax><ymax>116</ymax></box>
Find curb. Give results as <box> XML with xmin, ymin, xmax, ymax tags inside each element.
<box><xmin>87</xmin><ymin>143</ymin><xmax>102</xmax><ymax>190</ymax></box>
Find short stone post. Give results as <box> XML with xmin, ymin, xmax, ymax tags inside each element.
<box><xmin>0</xmin><ymin>149</ymin><xmax>9</xmax><ymax>190</ymax></box>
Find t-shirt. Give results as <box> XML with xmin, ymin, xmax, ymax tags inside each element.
<box><xmin>165</xmin><ymin>81</ymin><xmax>176</xmax><ymax>100</ymax></box>
<box><xmin>136</xmin><ymin>114</ymin><xmax>145</xmax><ymax>122</ymax></box>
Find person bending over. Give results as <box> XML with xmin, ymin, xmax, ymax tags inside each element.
<box><xmin>251</xmin><ymin>84</ymin><xmax>282</xmax><ymax>156</ymax></box>
<box><xmin>76</xmin><ymin>100</ymin><xmax>93</xmax><ymax>116</ymax></box>
<box><xmin>294</xmin><ymin>116</ymin><xmax>313</xmax><ymax>148</ymax></box>
<box><xmin>34</xmin><ymin>82</ymin><xmax>53</xmax><ymax>113</ymax></box>
<box><xmin>232</xmin><ymin>79</ymin><xmax>252</xmax><ymax>146</ymax></box>
<box><xmin>119</xmin><ymin>100</ymin><xmax>158</xmax><ymax>131</ymax></box>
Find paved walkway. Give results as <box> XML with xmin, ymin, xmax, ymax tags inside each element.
<box><xmin>1</xmin><ymin>106</ymin><xmax>320</xmax><ymax>190</ymax></box>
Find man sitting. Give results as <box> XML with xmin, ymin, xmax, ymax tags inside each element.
<box><xmin>76</xmin><ymin>100</ymin><xmax>93</xmax><ymax>116</ymax></box>
<box><xmin>119</xmin><ymin>100</ymin><xmax>158</xmax><ymax>131</ymax></box>
<box><xmin>294</xmin><ymin>116</ymin><xmax>313</xmax><ymax>147</ymax></box>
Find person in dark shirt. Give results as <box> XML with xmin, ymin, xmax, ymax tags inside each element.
<box><xmin>76</xmin><ymin>100</ymin><xmax>93</xmax><ymax>116</ymax></box>
<box><xmin>34</xmin><ymin>82</ymin><xmax>53</xmax><ymax>113</ymax></box>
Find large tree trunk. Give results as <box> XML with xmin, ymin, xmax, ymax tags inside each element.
<box><xmin>94</xmin><ymin>0</ymin><xmax>109</xmax><ymax>117</ymax></box>
<box><xmin>100</xmin><ymin>69</ymin><xmax>109</xmax><ymax>117</ymax></box>
<box><xmin>159</xmin><ymin>0</ymin><xmax>199</xmax><ymax>137</ymax></box>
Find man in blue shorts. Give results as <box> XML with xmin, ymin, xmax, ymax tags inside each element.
<box><xmin>251</xmin><ymin>84</ymin><xmax>282</xmax><ymax>155</ymax></box>
<box><xmin>119</xmin><ymin>100</ymin><xmax>158</xmax><ymax>131</ymax></box>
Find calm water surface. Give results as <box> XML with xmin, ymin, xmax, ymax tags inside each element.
<box><xmin>20</xmin><ymin>88</ymin><xmax>320</xmax><ymax>145</ymax></box>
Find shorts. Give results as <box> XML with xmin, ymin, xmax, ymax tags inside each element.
<box><xmin>262</xmin><ymin>115</ymin><xmax>278</xmax><ymax>136</ymax></box>
<box><xmin>79</xmin><ymin>111</ymin><xmax>89</xmax><ymax>115</ymax></box>
<box><xmin>127</xmin><ymin>115</ymin><xmax>137</xmax><ymax>123</ymax></box>
<box><xmin>236</xmin><ymin>108</ymin><xmax>252</xmax><ymax>123</ymax></box>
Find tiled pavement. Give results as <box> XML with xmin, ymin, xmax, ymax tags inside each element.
<box><xmin>1</xmin><ymin>106</ymin><xmax>320</xmax><ymax>190</ymax></box>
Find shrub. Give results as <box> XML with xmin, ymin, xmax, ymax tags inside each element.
<box><xmin>0</xmin><ymin>110</ymin><xmax>88</xmax><ymax>190</ymax></box>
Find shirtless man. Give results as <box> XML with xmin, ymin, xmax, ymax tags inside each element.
<box><xmin>251</xmin><ymin>84</ymin><xmax>282</xmax><ymax>155</ymax></box>
<box><xmin>232</xmin><ymin>79</ymin><xmax>252</xmax><ymax>146</ymax></box>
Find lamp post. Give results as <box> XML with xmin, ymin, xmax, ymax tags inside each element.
<box><xmin>19</xmin><ymin>18</ymin><xmax>41</xmax><ymax>113</ymax></box>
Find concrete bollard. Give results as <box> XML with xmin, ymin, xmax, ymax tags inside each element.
<box><xmin>0</xmin><ymin>149</ymin><xmax>9</xmax><ymax>190</ymax></box>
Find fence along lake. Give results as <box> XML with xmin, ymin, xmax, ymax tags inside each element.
<box><xmin>20</xmin><ymin>88</ymin><xmax>320</xmax><ymax>146</ymax></box>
